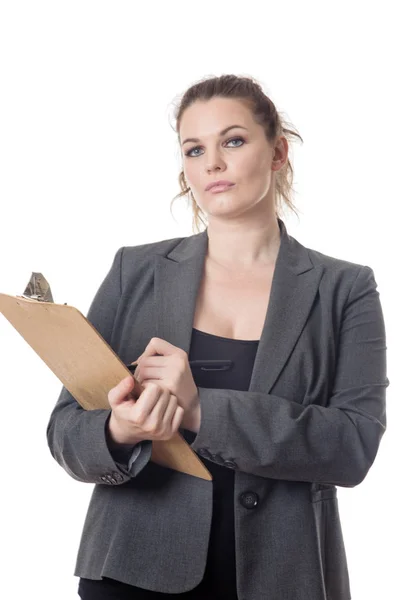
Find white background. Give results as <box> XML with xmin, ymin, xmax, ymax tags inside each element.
<box><xmin>0</xmin><ymin>1</ymin><xmax>398</xmax><ymax>598</ymax></box>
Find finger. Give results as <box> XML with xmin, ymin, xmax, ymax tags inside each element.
<box><xmin>141</xmin><ymin>337</ymin><xmax>179</xmax><ymax>360</ymax></box>
<box><xmin>131</xmin><ymin>382</ymin><xmax>164</xmax><ymax>425</ymax></box>
<box><xmin>145</xmin><ymin>386</ymin><xmax>173</xmax><ymax>432</ymax></box>
<box><xmin>156</xmin><ymin>392</ymin><xmax>177</xmax><ymax>429</ymax></box>
<box><xmin>137</xmin><ymin>356</ymin><xmax>168</xmax><ymax>368</ymax></box>
<box><xmin>171</xmin><ymin>405</ymin><xmax>185</xmax><ymax>432</ymax></box>
<box><xmin>136</xmin><ymin>366</ymin><xmax>164</xmax><ymax>382</ymax></box>
<box><xmin>142</xmin><ymin>380</ymin><xmax>171</xmax><ymax>397</ymax></box>
<box><xmin>108</xmin><ymin>376</ymin><xmax>135</xmax><ymax>407</ymax></box>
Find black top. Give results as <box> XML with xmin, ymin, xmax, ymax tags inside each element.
<box><xmin>78</xmin><ymin>327</ymin><xmax>259</xmax><ymax>600</ymax></box>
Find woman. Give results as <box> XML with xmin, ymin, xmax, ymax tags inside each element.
<box><xmin>46</xmin><ymin>74</ymin><xmax>389</xmax><ymax>600</ymax></box>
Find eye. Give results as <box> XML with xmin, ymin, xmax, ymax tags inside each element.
<box><xmin>184</xmin><ymin>136</ymin><xmax>245</xmax><ymax>158</ymax></box>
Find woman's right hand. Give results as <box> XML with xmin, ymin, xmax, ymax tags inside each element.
<box><xmin>107</xmin><ymin>376</ymin><xmax>185</xmax><ymax>445</ymax></box>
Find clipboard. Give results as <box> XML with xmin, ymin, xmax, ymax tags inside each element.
<box><xmin>0</xmin><ymin>285</ymin><xmax>212</xmax><ymax>482</ymax></box>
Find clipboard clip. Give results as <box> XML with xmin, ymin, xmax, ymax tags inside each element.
<box><xmin>17</xmin><ymin>272</ymin><xmax>55</xmax><ymax>303</ymax></box>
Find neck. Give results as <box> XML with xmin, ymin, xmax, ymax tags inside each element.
<box><xmin>205</xmin><ymin>216</ymin><xmax>281</xmax><ymax>270</ymax></box>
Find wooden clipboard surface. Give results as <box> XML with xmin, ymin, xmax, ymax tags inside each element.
<box><xmin>0</xmin><ymin>293</ymin><xmax>212</xmax><ymax>481</ymax></box>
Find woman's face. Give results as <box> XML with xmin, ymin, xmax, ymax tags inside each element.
<box><xmin>179</xmin><ymin>97</ymin><xmax>287</xmax><ymax>221</ymax></box>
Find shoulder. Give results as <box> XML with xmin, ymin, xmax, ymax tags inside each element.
<box><xmin>113</xmin><ymin>235</ymin><xmax>189</xmax><ymax>283</ymax></box>
<box><xmin>282</xmin><ymin>218</ymin><xmax>372</xmax><ymax>283</ymax></box>
<box><xmin>300</xmin><ymin>240</ymin><xmax>377</xmax><ymax>298</ymax></box>
<box><xmin>288</xmin><ymin>225</ymin><xmax>370</xmax><ymax>275</ymax></box>
<box><xmin>307</xmin><ymin>244</ymin><xmax>367</xmax><ymax>273</ymax></box>
<box><xmin>121</xmin><ymin>235</ymin><xmax>187</xmax><ymax>262</ymax></box>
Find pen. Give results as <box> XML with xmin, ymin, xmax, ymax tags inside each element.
<box><xmin>126</xmin><ymin>359</ymin><xmax>232</xmax><ymax>374</ymax></box>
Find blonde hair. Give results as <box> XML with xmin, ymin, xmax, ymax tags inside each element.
<box><xmin>170</xmin><ymin>74</ymin><xmax>303</xmax><ymax>233</ymax></box>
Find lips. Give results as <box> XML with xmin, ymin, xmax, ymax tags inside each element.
<box><xmin>205</xmin><ymin>180</ymin><xmax>235</xmax><ymax>191</ymax></box>
<box><xmin>209</xmin><ymin>184</ymin><xmax>235</xmax><ymax>193</ymax></box>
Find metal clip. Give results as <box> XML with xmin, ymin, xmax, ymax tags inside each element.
<box><xmin>18</xmin><ymin>272</ymin><xmax>54</xmax><ymax>303</ymax></box>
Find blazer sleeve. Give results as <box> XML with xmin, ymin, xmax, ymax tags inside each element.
<box><xmin>190</xmin><ymin>265</ymin><xmax>389</xmax><ymax>487</ymax></box>
<box><xmin>105</xmin><ymin>414</ymin><xmax>143</xmax><ymax>468</ymax></box>
<box><xmin>46</xmin><ymin>247</ymin><xmax>152</xmax><ymax>485</ymax></box>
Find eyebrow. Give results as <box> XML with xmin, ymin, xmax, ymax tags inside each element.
<box><xmin>181</xmin><ymin>125</ymin><xmax>248</xmax><ymax>146</ymax></box>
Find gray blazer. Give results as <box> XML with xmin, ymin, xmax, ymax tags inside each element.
<box><xmin>46</xmin><ymin>218</ymin><xmax>389</xmax><ymax>600</ymax></box>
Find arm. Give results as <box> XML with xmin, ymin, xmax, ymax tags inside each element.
<box><xmin>190</xmin><ymin>266</ymin><xmax>389</xmax><ymax>487</ymax></box>
<box><xmin>107</xmin><ymin>442</ymin><xmax>143</xmax><ymax>472</ymax></box>
<box><xmin>105</xmin><ymin>413</ymin><xmax>143</xmax><ymax>469</ymax></box>
<box><xmin>46</xmin><ymin>247</ymin><xmax>152</xmax><ymax>485</ymax></box>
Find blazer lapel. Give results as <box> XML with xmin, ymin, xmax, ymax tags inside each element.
<box><xmin>154</xmin><ymin>218</ymin><xmax>323</xmax><ymax>395</ymax></box>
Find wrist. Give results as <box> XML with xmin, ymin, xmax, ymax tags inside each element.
<box><xmin>182</xmin><ymin>403</ymin><xmax>201</xmax><ymax>433</ymax></box>
<box><xmin>107</xmin><ymin>412</ymin><xmax>142</xmax><ymax>447</ymax></box>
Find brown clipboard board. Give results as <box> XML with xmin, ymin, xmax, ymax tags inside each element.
<box><xmin>0</xmin><ymin>293</ymin><xmax>212</xmax><ymax>481</ymax></box>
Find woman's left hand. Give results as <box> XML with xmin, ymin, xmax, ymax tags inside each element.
<box><xmin>131</xmin><ymin>338</ymin><xmax>200</xmax><ymax>429</ymax></box>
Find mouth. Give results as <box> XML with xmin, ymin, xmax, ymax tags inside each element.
<box><xmin>205</xmin><ymin>180</ymin><xmax>235</xmax><ymax>192</ymax></box>
<box><xmin>207</xmin><ymin>183</ymin><xmax>236</xmax><ymax>193</ymax></box>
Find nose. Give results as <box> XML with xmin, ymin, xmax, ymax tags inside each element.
<box><xmin>206</xmin><ymin>156</ymin><xmax>225</xmax><ymax>173</ymax></box>
<box><xmin>204</xmin><ymin>146</ymin><xmax>227</xmax><ymax>173</ymax></box>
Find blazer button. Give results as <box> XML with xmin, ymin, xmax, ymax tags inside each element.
<box><xmin>100</xmin><ymin>475</ymin><xmax>109</xmax><ymax>483</ymax></box>
<box><xmin>224</xmin><ymin>460</ymin><xmax>238</xmax><ymax>469</ymax></box>
<box><xmin>240</xmin><ymin>491</ymin><xmax>259</xmax><ymax>509</ymax></box>
<box><xmin>198</xmin><ymin>448</ymin><xmax>212</xmax><ymax>459</ymax></box>
<box><xmin>105</xmin><ymin>473</ymin><xmax>118</xmax><ymax>484</ymax></box>
<box><xmin>211</xmin><ymin>453</ymin><xmax>225</xmax><ymax>465</ymax></box>
<box><xmin>112</xmin><ymin>472</ymin><xmax>124</xmax><ymax>482</ymax></box>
